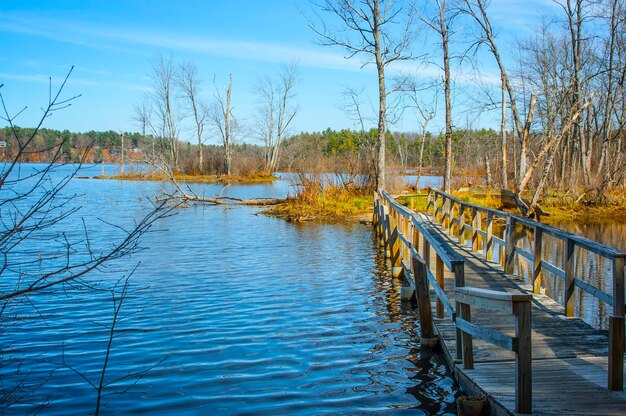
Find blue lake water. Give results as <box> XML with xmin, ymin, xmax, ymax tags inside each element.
<box><xmin>1</xmin><ymin>164</ymin><xmax>458</xmax><ymax>415</ymax></box>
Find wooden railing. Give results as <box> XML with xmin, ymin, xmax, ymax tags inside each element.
<box><xmin>427</xmin><ymin>186</ymin><xmax>626</xmax><ymax>391</ymax></box>
<box><xmin>374</xmin><ymin>191</ymin><xmax>533</xmax><ymax>413</ymax></box>
<box><xmin>455</xmin><ymin>287</ymin><xmax>532</xmax><ymax>413</ymax></box>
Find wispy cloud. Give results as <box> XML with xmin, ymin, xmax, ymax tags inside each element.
<box><xmin>0</xmin><ymin>12</ymin><xmax>364</xmax><ymax>72</ymax></box>
<box><xmin>0</xmin><ymin>11</ymin><xmax>500</xmax><ymax>87</ymax></box>
<box><xmin>0</xmin><ymin>72</ymin><xmax>149</xmax><ymax>92</ymax></box>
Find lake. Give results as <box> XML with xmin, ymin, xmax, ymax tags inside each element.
<box><xmin>1</xmin><ymin>164</ymin><xmax>458</xmax><ymax>415</ymax></box>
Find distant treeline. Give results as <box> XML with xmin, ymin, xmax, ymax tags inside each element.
<box><xmin>1</xmin><ymin>125</ymin><xmax>507</xmax><ymax>181</ymax></box>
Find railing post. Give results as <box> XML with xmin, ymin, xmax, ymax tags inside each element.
<box><xmin>373</xmin><ymin>194</ymin><xmax>379</xmax><ymax>229</ymax></box>
<box><xmin>485</xmin><ymin>212</ymin><xmax>493</xmax><ymax>261</ymax></box>
<box><xmin>460</xmin><ymin>301</ymin><xmax>474</xmax><ymax>370</ymax></box>
<box><xmin>453</xmin><ymin>262</ymin><xmax>465</xmax><ymax>360</ymax></box>
<box><xmin>564</xmin><ymin>238</ymin><xmax>575</xmax><ymax>316</ymax></box>
<box><xmin>532</xmin><ymin>227</ymin><xmax>543</xmax><ymax>294</ymax></box>
<box><xmin>513</xmin><ymin>299</ymin><xmax>532</xmax><ymax>413</ymax></box>
<box><xmin>422</xmin><ymin>238</ymin><xmax>431</xmax><ymax>273</ymax></box>
<box><xmin>427</xmin><ymin>188</ymin><xmax>433</xmax><ymax>213</ymax></box>
<box><xmin>390</xmin><ymin>213</ymin><xmax>402</xmax><ymax>277</ymax></box>
<box><xmin>608</xmin><ymin>256</ymin><xmax>625</xmax><ymax>390</ymax></box>
<box><xmin>443</xmin><ymin>198</ymin><xmax>450</xmax><ymax>231</ymax></box>
<box><xmin>413</xmin><ymin>255</ymin><xmax>438</xmax><ymax>347</ymax></box>
<box><xmin>436</xmin><ymin>254</ymin><xmax>444</xmax><ymax>319</ymax></box>
<box><xmin>412</xmin><ymin>219</ymin><xmax>420</xmax><ymax>254</ymax></box>
<box><xmin>458</xmin><ymin>204</ymin><xmax>466</xmax><ymax>246</ymax></box>
<box><xmin>383</xmin><ymin>205</ymin><xmax>391</xmax><ymax>258</ymax></box>
<box><xmin>403</xmin><ymin>214</ymin><xmax>410</xmax><ymax>263</ymax></box>
<box><xmin>434</xmin><ymin>193</ymin><xmax>440</xmax><ymax>220</ymax></box>
<box><xmin>504</xmin><ymin>216</ymin><xmax>516</xmax><ymax>275</ymax></box>
<box><xmin>471</xmin><ymin>208</ymin><xmax>481</xmax><ymax>252</ymax></box>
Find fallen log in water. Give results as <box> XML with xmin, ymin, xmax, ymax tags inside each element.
<box><xmin>156</xmin><ymin>192</ymin><xmax>284</xmax><ymax>206</ymax></box>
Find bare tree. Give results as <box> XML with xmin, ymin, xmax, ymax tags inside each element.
<box><xmin>210</xmin><ymin>74</ymin><xmax>235</xmax><ymax>175</ymax></box>
<box><xmin>417</xmin><ymin>0</ymin><xmax>455</xmax><ymax>193</ymax></box>
<box><xmin>394</xmin><ymin>74</ymin><xmax>437</xmax><ymax>188</ymax></box>
<box><xmin>309</xmin><ymin>0</ymin><xmax>413</xmax><ymax>190</ymax></box>
<box><xmin>177</xmin><ymin>61</ymin><xmax>207</xmax><ymax>173</ymax></box>
<box><xmin>150</xmin><ymin>54</ymin><xmax>180</xmax><ymax>170</ymax></box>
<box><xmin>461</xmin><ymin>0</ymin><xmax>530</xmax><ymax>180</ymax></box>
<box><xmin>0</xmin><ymin>69</ymin><xmax>170</xmax><ymax>410</ymax></box>
<box><xmin>133</xmin><ymin>98</ymin><xmax>154</xmax><ymax>162</ymax></box>
<box><xmin>256</xmin><ymin>62</ymin><xmax>299</xmax><ymax>173</ymax></box>
<box><xmin>340</xmin><ymin>86</ymin><xmax>378</xmax><ymax>185</ymax></box>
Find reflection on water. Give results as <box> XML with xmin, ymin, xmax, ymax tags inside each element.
<box><xmin>2</xmin><ymin>164</ymin><xmax>459</xmax><ymax>415</ymax></box>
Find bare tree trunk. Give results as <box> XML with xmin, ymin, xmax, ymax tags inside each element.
<box><xmin>464</xmin><ymin>0</ymin><xmax>527</xmax><ymax>178</ymax></box>
<box><xmin>501</xmin><ymin>75</ymin><xmax>508</xmax><ymax>188</ymax></box>
<box><xmin>120</xmin><ymin>131</ymin><xmax>125</xmax><ymax>175</ymax></box>
<box><xmin>177</xmin><ymin>62</ymin><xmax>207</xmax><ymax>174</ymax></box>
<box><xmin>374</xmin><ymin>0</ymin><xmax>387</xmax><ymax>191</ymax></box>
<box><xmin>225</xmin><ymin>74</ymin><xmax>232</xmax><ymax>175</ymax></box>
<box><xmin>310</xmin><ymin>0</ymin><xmax>412</xmax><ymax>190</ymax></box>
<box><xmin>441</xmin><ymin>0</ymin><xmax>452</xmax><ymax>193</ymax></box>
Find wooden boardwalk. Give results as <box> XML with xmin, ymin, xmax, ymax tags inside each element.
<box><xmin>429</xmin><ymin>224</ymin><xmax>626</xmax><ymax>415</ymax></box>
<box><xmin>374</xmin><ymin>190</ymin><xmax>626</xmax><ymax>415</ymax></box>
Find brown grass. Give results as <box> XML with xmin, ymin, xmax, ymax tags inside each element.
<box><xmin>265</xmin><ymin>182</ymin><xmax>373</xmax><ymax>222</ymax></box>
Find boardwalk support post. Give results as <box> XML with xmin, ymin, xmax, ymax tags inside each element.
<box><xmin>454</xmin><ymin>262</ymin><xmax>465</xmax><ymax>360</ymax></box>
<box><xmin>485</xmin><ymin>212</ymin><xmax>493</xmax><ymax>261</ymax></box>
<box><xmin>413</xmin><ymin>254</ymin><xmax>438</xmax><ymax>347</ymax></box>
<box><xmin>390</xmin><ymin>214</ymin><xmax>402</xmax><ymax>277</ymax></box>
<box><xmin>504</xmin><ymin>216</ymin><xmax>516</xmax><ymax>275</ymax></box>
<box><xmin>564</xmin><ymin>238</ymin><xmax>575</xmax><ymax>316</ymax></box>
<box><xmin>383</xmin><ymin>205</ymin><xmax>391</xmax><ymax>258</ymax></box>
<box><xmin>532</xmin><ymin>227</ymin><xmax>543</xmax><ymax>293</ymax></box>
<box><xmin>513</xmin><ymin>299</ymin><xmax>532</xmax><ymax>413</ymax></box>
<box><xmin>458</xmin><ymin>204</ymin><xmax>466</xmax><ymax>246</ymax></box>
<box><xmin>608</xmin><ymin>256</ymin><xmax>624</xmax><ymax>390</ymax></box>
<box><xmin>436</xmin><ymin>254</ymin><xmax>444</xmax><ymax>319</ymax></box>
<box><xmin>471</xmin><ymin>208</ymin><xmax>480</xmax><ymax>252</ymax></box>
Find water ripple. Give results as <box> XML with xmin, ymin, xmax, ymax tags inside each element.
<box><xmin>2</xmin><ymin>167</ymin><xmax>459</xmax><ymax>415</ymax></box>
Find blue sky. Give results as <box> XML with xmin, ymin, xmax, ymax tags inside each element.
<box><xmin>0</xmin><ymin>0</ymin><xmax>559</xmax><ymax>143</ymax></box>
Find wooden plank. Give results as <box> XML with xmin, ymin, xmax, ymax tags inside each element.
<box><xmin>514</xmin><ymin>246</ymin><xmax>534</xmax><ymax>262</ymax></box>
<box><xmin>574</xmin><ymin>278</ymin><xmax>614</xmax><ymax>307</ymax></box>
<box><xmin>541</xmin><ymin>260</ymin><xmax>566</xmax><ymax>279</ymax></box>
<box><xmin>426</xmin><ymin>267</ymin><xmax>455</xmax><ymax>318</ymax></box>
<box><xmin>456</xmin><ymin>317</ymin><xmax>515</xmax><ymax>351</ymax></box>
<box><xmin>454</xmin><ymin>287</ymin><xmax>533</xmax><ymax>304</ymax></box>
<box><xmin>412</xmin><ymin>214</ymin><xmax>465</xmax><ymax>270</ymax></box>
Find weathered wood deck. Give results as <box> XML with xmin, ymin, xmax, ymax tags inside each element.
<box><xmin>429</xmin><ymin>223</ymin><xmax>626</xmax><ymax>415</ymax></box>
<box><xmin>374</xmin><ymin>190</ymin><xmax>626</xmax><ymax>415</ymax></box>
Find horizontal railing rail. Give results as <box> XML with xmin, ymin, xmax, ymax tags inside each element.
<box><xmin>427</xmin><ymin>186</ymin><xmax>625</xmax><ymax>391</ymax></box>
